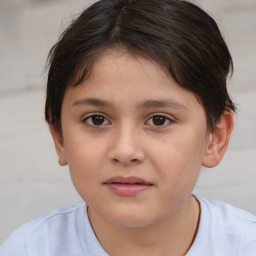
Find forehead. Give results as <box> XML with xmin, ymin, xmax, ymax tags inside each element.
<box><xmin>89</xmin><ymin>48</ymin><xmax>169</xmax><ymax>86</ymax></box>
<box><xmin>63</xmin><ymin>48</ymin><xmax>204</xmax><ymax>115</ymax></box>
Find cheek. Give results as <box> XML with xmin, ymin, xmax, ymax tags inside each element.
<box><xmin>64</xmin><ymin>138</ymin><xmax>106</xmax><ymax>195</ymax></box>
<box><xmin>150</xmin><ymin>140</ymin><xmax>203</xmax><ymax>212</ymax></box>
<box><xmin>150</xmin><ymin>132</ymin><xmax>206</xmax><ymax>187</ymax></box>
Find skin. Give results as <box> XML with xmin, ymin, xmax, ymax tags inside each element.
<box><xmin>50</xmin><ymin>48</ymin><xmax>233</xmax><ymax>255</ymax></box>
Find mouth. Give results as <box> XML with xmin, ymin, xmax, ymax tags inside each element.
<box><xmin>103</xmin><ymin>176</ymin><xmax>153</xmax><ymax>196</ymax></box>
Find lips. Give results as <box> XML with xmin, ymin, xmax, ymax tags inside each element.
<box><xmin>103</xmin><ymin>176</ymin><xmax>153</xmax><ymax>196</ymax></box>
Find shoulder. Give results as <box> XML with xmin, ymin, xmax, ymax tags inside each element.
<box><xmin>198</xmin><ymin>195</ymin><xmax>256</xmax><ymax>234</ymax></box>
<box><xmin>191</xmin><ymin>195</ymin><xmax>256</xmax><ymax>256</ymax></box>
<box><xmin>0</xmin><ymin>203</ymin><xmax>85</xmax><ymax>256</ymax></box>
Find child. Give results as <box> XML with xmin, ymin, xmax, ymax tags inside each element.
<box><xmin>1</xmin><ymin>0</ymin><xmax>255</xmax><ymax>255</ymax></box>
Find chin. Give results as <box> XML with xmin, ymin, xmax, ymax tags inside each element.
<box><xmin>105</xmin><ymin>210</ymin><xmax>162</xmax><ymax>229</ymax></box>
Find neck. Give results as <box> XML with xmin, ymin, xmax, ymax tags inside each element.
<box><xmin>88</xmin><ymin>196</ymin><xmax>200</xmax><ymax>256</ymax></box>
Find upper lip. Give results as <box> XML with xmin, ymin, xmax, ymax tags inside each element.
<box><xmin>104</xmin><ymin>176</ymin><xmax>153</xmax><ymax>185</ymax></box>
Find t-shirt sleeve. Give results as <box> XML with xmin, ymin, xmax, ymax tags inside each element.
<box><xmin>0</xmin><ymin>224</ymin><xmax>29</xmax><ymax>256</ymax></box>
<box><xmin>0</xmin><ymin>204</ymin><xmax>86</xmax><ymax>256</ymax></box>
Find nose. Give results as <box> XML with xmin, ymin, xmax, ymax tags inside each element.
<box><xmin>108</xmin><ymin>124</ymin><xmax>145</xmax><ymax>166</ymax></box>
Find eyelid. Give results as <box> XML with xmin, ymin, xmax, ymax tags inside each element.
<box><xmin>82</xmin><ymin>113</ymin><xmax>111</xmax><ymax>126</ymax></box>
<box><xmin>81</xmin><ymin>112</ymin><xmax>175</xmax><ymax>127</ymax></box>
<box><xmin>145</xmin><ymin>113</ymin><xmax>174</xmax><ymax>126</ymax></box>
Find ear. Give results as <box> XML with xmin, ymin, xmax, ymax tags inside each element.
<box><xmin>49</xmin><ymin>124</ymin><xmax>68</xmax><ymax>166</ymax></box>
<box><xmin>202</xmin><ymin>110</ymin><xmax>234</xmax><ymax>168</ymax></box>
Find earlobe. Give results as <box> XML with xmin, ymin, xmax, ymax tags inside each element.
<box><xmin>202</xmin><ymin>111</ymin><xmax>234</xmax><ymax>168</ymax></box>
<box><xmin>49</xmin><ymin>124</ymin><xmax>68</xmax><ymax>166</ymax></box>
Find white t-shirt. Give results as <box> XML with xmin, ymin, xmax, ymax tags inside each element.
<box><xmin>1</xmin><ymin>195</ymin><xmax>256</xmax><ymax>256</ymax></box>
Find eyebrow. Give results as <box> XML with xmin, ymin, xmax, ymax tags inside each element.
<box><xmin>72</xmin><ymin>98</ymin><xmax>109</xmax><ymax>107</ymax></box>
<box><xmin>72</xmin><ymin>97</ymin><xmax>188</xmax><ymax>111</ymax></box>
<box><xmin>137</xmin><ymin>99</ymin><xmax>188</xmax><ymax>111</ymax></box>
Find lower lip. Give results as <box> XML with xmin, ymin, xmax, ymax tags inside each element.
<box><xmin>105</xmin><ymin>183</ymin><xmax>152</xmax><ymax>196</ymax></box>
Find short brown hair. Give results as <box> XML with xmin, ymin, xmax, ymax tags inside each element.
<box><xmin>45</xmin><ymin>0</ymin><xmax>236</xmax><ymax>135</ymax></box>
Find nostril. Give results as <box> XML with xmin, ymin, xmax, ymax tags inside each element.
<box><xmin>108</xmin><ymin>146</ymin><xmax>145</xmax><ymax>165</ymax></box>
<box><xmin>111</xmin><ymin>158</ymin><xmax>140</xmax><ymax>165</ymax></box>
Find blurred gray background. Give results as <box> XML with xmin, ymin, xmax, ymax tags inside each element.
<box><xmin>0</xmin><ymin>0</ymin><xmax>255</xmax><ymax>244</ymax></box>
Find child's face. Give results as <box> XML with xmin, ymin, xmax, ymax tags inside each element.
<box><xmin>56</xmin><ymin>48</ymin><xmax>212</xmax><ymax>227</ymax></box>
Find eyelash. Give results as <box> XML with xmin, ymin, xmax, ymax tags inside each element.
<box><xmin>146</xmin><ymin>115</ymin><xmax>173</xmax><ymax>127</ymax></box>
<box><xmin>82</xmin><ymin>114</ymin><xmax>111</xmax><ymax>127</ymax></box>
<box><xmin>82</xmin><ymin>114</ymin><xmax>174</xmax><ymax>127</ymax></box>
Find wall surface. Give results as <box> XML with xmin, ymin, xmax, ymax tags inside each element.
<box><xmin>0</xmin><ymin>0</ymin><xmax>256</xmax><ymax>244</ymax></box>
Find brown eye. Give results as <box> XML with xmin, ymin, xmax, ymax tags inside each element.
<box><xmin>84</xmin><ymin>115</ymin><xmax>110</xmax><ymax>126</ymax></box>
<box><xmin>147</xmin><ymin>115</ymin><xmax>172</xmax><ymax>127</ymax></box>
<box><xmin>152</xmin><ymin>116</ymin><xmax>166</xmax><ymax>126</ymax></box>
<box><xmin>92</xmin><ymin>115</ymin><xmax>104</xmax><ymax>125</ymax></box>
